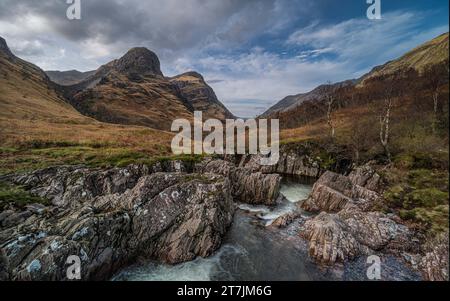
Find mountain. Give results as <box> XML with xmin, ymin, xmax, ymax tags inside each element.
<box><xmin>0</xmin><ymin>37</ymin><xmax>14</xmax><ymax>59</ymax></box>
<box><xmin>0</xmin><ymin>36</ymin><xmax>91</xmax><ymax>131</ymax></box>
<box><xmin>59</xmin><ymin>47</ymin><xmax>193</xmax><ymax>131</ymax></box>
<box><xmin>46</xmin><ymin>70</ymin><xmax>95</xmax><ymax>86</ymax></box>
<box><xmin>0</xmin><ymin>36</ymin><xmax>171</xmax><ymax>150</ymax></box>
<box><xmin>261</xmin><ymin>80</ymin><xmax>356</xmax><ymax>117</ymax></box>
<box><xmin>263</xmin><ymin>32</ymin><xmax>449</xmax><ymax>120</ymax></box>
<box><xmin>60</xmin><ymin>48</ymin><xmax>233</xmax><ymax>131</ymax></box>
<box><xmin>360</xmin><ymin>32</ymin><xmax>449</xmax><ymax>84</ymax></box>
<box><xmin>170</xmin><ymin>71</ymin><xmax>234</xmax><ymax>120</ymax></box>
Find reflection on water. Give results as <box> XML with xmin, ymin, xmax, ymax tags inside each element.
<box><xmin>112</xmin><ymin>179</ymin><xmax>421</xmax><ymax>281</ymax></box>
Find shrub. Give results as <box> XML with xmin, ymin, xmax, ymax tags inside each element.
<box><xmin>384</xmin><ymin>185</ymin><xmax>407</xmax><ymax>208</ymax></box>
<box><xmin>404</xmin><ymin>188</ymin><xmax>448</xmax><ymax>209</ymax></box>
<box><xmin>400</xmin><ymin>205</ymin><xmax>449</xmax><ymax>234</ymax></box>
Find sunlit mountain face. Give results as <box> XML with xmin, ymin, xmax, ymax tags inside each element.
<box><xmin>0</xmin><ymin>0</ymin><xmax>448</xmax><ymax>117</ymax></box>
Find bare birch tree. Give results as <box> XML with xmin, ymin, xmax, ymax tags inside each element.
<box><xmin>377</xmin><ymin>73</ymin><xmax>404</xmax><ymax>163</ymax></box>
<box><xmin>325</xmin><ymin>81</ymin><xmax>336</xmax><ymax>139</ymax></box>
<box><xmin>426</xmin><ymin>61</ymin><xmax>448</xmax><ymax>134</ymax></box>
<box><xmin>379</xmin><ymin>91</ymin><xmax>393</xmax><ymax>163</ymax></box>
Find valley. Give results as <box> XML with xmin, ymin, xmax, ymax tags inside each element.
<box><xmin>0</xmin><ymin>31</ymin><xmax>448</xmax><ymax>282</ymax></box>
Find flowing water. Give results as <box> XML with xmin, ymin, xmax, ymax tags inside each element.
<box><xmin>112</xmin><ymin>178</ymin><xmax>421</xmax><ymax>281</ymax></box>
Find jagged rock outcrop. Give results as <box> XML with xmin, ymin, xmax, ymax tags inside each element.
<box><xmin>301</xmin><ymin>171</ymin><xmax>381</xmax><ymax>213</ymax></box>
<box><xmin>0</xmin><ymin>165</ymin><xmax>234</xmax><ymax>280</ymax></box>
<box><xmin>300</xmin><ymin>203</ymin><xmax>419</xmax><ymax>264</ymax></box>
<box><xmin>2</xmin><ymin>161</ymin><xmax>192</xmax><ymax>209</ymax></box>
<box><xmin>0</xmin><ymin>155</ymin><xmax>290</xmax><ymax>280</ymax></box>
<box><xmin>348</xmin><ymin>164</ymin><xmax>384</xmax><ymax>193</ymax></box>
<box><xmin>241</xmin><ymin>151</ymin><xmax>321</xmax><ymax>178</ymax></box>
<box><xmin>130</xmin><ymin>173</ymin><xmax>234</xmax><ymax>263</ymax></box>
<box><xmin>238</xmin><ymin>142</ymin><xmax>353</xmax><ymax>179</ymax></box>
<box><xmin>301</xmin><ymin>211</ymin><xmax>362</xmax><ymax>264</ymax></box>
<box><xmin>298</xmin><ymin>167</ymin><xmax>419</xmax><ymax>265</ymax></box>
<box><xmin>195</xmin><ymin>159</ymin><xmax>281</xmax><ymax>205</ymax></box>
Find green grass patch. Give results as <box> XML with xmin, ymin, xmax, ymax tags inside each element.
<box><xmin>400</xmin><ymin>205</ymin><xmax>449</xmax><ymax>235</ymax></box>
<box><xmin>383</xmin><ymin>166</ymin><xmax>449</xmax><ymax>235</ymax></box>
<box><xmin>408</xmin><ymin>169</ymin><xmax>449</xmax><ymax>191</ymax></box>
<box><xmin>0</xmin><ymin>142</ymin><xmax>205</xmax><ymax>176</ymax></box>
<box><xmin>0</xmin><ymin>181</ymin><xmax>50</xmax><ymax>210</ymax></box>
<box><xmin>0</xmin><ymin>147</ymin><xmax>19</xmax><ymax>154</ymax></box>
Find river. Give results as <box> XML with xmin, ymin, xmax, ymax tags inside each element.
<box><xmin>112</xmin><ymin>178</ymin><xmax>421</xmax><ymax>281</ymax></box>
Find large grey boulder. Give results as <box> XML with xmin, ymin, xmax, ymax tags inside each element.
<box><xmin>129</xmin><ymin>173</ymin><xmax>234</xmax><ymax>263</ymax></box>
<box><xmin>300</xmin><ymin>204</ymin><xmax>419</xmax><ymax>265</ymax></box>
<box><xmin>301</xmin><ymin>171</ymin><xmax>381</xmax><ymax>213</ymax></box>
<box><xmin>301</xmin><ymin>211</ymin><xmax>362</xmax><ymax>264</ymax></box>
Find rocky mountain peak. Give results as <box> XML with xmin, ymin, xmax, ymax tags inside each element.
<box><xmin>114</xmin><ymin>47</ymin><xmax>163</xmax><ymax>77</ymax></box>
<box><xmin>0</xmin><ymin>36</ymin><xmax>14</xmax><ymax>59</ymax></box>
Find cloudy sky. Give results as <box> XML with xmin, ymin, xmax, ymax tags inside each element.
<box><xmin>0</xmin><ymin>0</ymin><xmax>448</xmax><ymax>117</ymax></box>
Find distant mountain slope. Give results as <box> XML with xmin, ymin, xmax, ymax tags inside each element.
<box><xmin>0</xmin><ymin>36</ymin><xmax>171</xmax><ymax>149</ymax></box>
<box><xmin>260</xmin><ymin>93</ymin><xmax>304</xmax><ymax>117</ymax></box>
<box><xmin>261</xmin><ymin>80</ymin><xmax>356</xmax><ymax>117</ymax></box>
<box><xmin>170</xmin><ymin>71</ymin><xmax>234</xmax><ymax>120</ymax></box>
<box><xmin>46</xmin><ymin>70</ymin><xmax>95</xmax><ymax>86</ymax></box>
<box><xmin>263</xmin><ymin>32</ymin><xmax>449</xmax><ymax>119</ymax></box>
<box><xmin>0</xmin><ymin>36</ymin><xmax>89</xmax><ymax>125</ymax></box>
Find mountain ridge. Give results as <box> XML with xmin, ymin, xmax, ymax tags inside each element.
<box><xmin>261</xmin><ymin>80</ymin><xmax>356</xmax><ymax>117</ymax></box>
<box><xmin>46</xmin><ymin>70</ymin><xmax>96</xmax><ymax>86</ymax></box>
<box><xmin>0</xmin><ymin>35</ymin><xmax>173</xmax><ymax>164</ymax></box>
<box><xmin>44</xmin><ymin>47</ymin><xmax>234</xmax><ymax>129</ymax></box>
<box><xmin>262</xmin><ymin>32</ymin><xmax>449</xmax><ymax>118</ymax></box>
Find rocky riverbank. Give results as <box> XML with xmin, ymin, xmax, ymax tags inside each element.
<box><xmin>0</xmin><ymin>159</ymin><xmax>281</xmax><ymax>280</ymax></box>
<box><xmin>271</xmin><ymin>165</ymin><xmax>448</xmax><ymax>281</ymax></box>
<box><xmin>0</xmin><ymin>151</ymin><xmax>447</xmax><ymax>281</ymax></box>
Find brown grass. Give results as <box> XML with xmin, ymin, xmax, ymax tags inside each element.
<box><xmin>0</xmin><ymin>54</ymin><xmax>175</xmax><ymax>174</ymax></box>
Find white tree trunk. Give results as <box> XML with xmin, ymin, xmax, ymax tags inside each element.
<box><xmin>379</xmin><ymin>97</ymin><xmax>392</xmax><ymax>162</ymax></box>
<box><xmin>327</xmin><ymin>96</ymin><xmax>335</xmax><ymax>139</ymax></box>
<box><xmin>432</xmin><ymin>90</ymin><xmax>439</xmax><ymax>134</ymax></box>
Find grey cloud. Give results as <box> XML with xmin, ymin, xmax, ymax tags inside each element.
<box><xmin>0</xmin><ymin>0</ymin><xmax>310</xmax><ymax>58</ymax></box>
